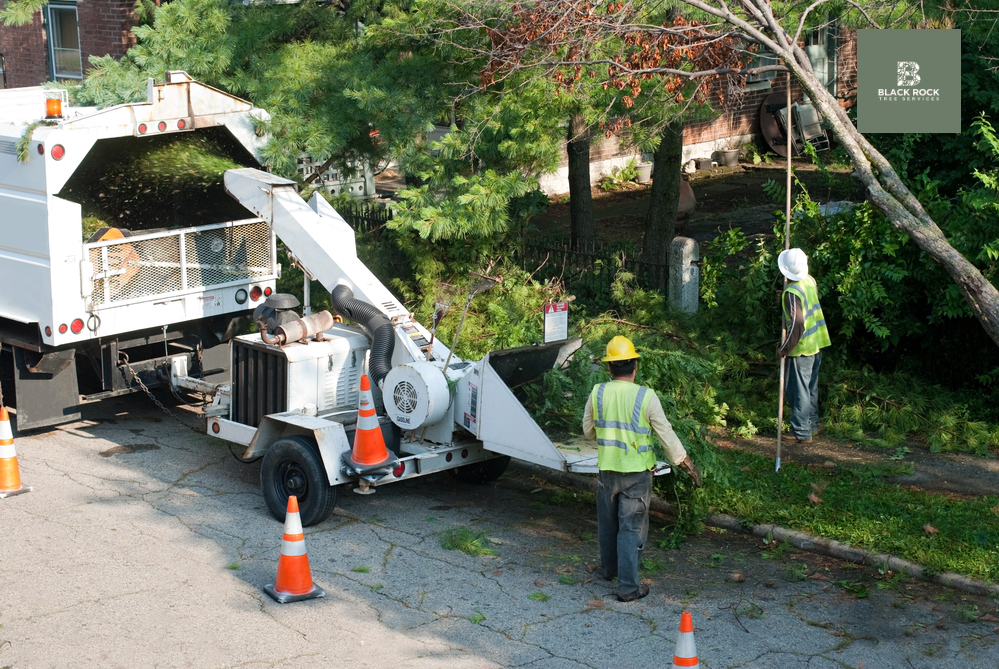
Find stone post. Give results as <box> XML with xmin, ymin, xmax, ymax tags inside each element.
<box><xmin>668</xmin><ymin>237</ymin><xmax>699</xmax><ymax>314</ymax></box>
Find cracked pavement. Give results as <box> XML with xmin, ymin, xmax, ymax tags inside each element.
<box><xmin>1</xmin><ymin>395</ymin><xmax>997</xmax><ymax>668</ymax></box>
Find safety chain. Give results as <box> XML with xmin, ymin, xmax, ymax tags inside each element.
<box><xmin>119</xmin><ymin>354</ymin><xmax>204</xmax><ymax>435</ymax></box>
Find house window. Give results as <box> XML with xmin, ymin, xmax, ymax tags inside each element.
<box><xmin>46</xmin><ymin>3</ymin><xmax>83</xmax><ymax>80</ymax></box>
<box><xmin>744</xmin><ymin>51</ymin><xmax>778</xmax><ymax>91</ymax></box>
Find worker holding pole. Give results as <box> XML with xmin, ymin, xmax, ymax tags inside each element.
<box><xmin>776</xmin><ymin>249</ymin><xmax>831</xmax><ymax>444</ymax></box>
<box><xmin>582</xmin><ymin>336</ymin><xmax>702</xmax><ymax>602</ymax></box>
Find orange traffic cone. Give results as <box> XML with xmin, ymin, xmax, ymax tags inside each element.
<box><xmin>263</xmin><ymin>495</ymin><xmax>325</xmax><ymax>603</ymax></box>
<box><xmin>672</xmin><ymin>611</ymin><xmax>699</xmax><ymax>667</ymax></box>
<box><xmin>0</xmin><ymin>407</ymin><xmax>31</xmax><ymax>499</ymax></box>
<box><xmin>344</xmin><ymin>374</ymin><xmax>395</xmax><ymax>473</ymax></box>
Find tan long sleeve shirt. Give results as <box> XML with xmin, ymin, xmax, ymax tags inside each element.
<box><xmin>582</xmin><ymin>386</ymin><xmax>689</xmax><ymax>466</ymax></box>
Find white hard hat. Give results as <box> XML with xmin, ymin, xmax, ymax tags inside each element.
<box><xmin>778</xmin><ymin>248</ymin><xmax>809</xmax><ymax>281</ymax></box>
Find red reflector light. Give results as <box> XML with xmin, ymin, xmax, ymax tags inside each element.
<box><xmin>138</xmin><ymin>123</ymin><xmax>147</xmax><ymax>134</ymax></box>
<box><xmin>445</xmin><ymin>452</ymin><xmax>453</xmax><ymax>462</ymax></box>
<box><xmin>249</xmin><ymin>286</ymin><xmax>262</xmax><ymax>301</ymax></box>
<box><xmin>264</xmin><ymin>287</ymin><xmax>273</xmax><ymax>296</ymax></box>
<box><xmin>461</xmin><ymin>449</ymin><xmax>469</xmax><ymax>458</ymax></box>
<box><xmin>70</xmin><ymin>318</ymin><xmax>84</xmax><ymax>334</ymax></box>
<box><xmin>58</xmin><ymin>324</ymin><xmax>68</xmax><ymax>334</ymax></box>
<box><xmin>51</xmin><ymin>144</ymin><xmax>65</xmax><ymax>160</ymax></box>
<box><xmin>45</xmin><ymin>326</ymin><xmax>52</xmax><ymax>336</ymax></box>
<box><xmin>211</xmin><ymin>421</ymin><xmax>221</xmax><ymax>434</ymax></box>
<box><xmin>393</xmin><ymin>462</ymin><xmax>405</xmax><ymax>477</ymax></box>
<box><xmin>158</xmin><ymin>121</ymin><xmax>167</xmax><ymax>132</ymax></box>
<box><xmin>177</xmin><ymin>119</ymin><xmax>186</xmax><ymax>130</ymax></box>
<box><xmin>37</xmin><ymin>144</ymin><xmax>44</xmax><ymax>155</ymax></box>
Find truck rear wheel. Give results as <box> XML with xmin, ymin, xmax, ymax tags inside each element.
<box><xmin>451</xmin><ymin>455</ymin><xmax>511</xmax><ymax>484</ymax></box>
<box><xmin>261</xmin><ymin>436</ymin><xmax>337</xmax><ymax>527</ymax></box>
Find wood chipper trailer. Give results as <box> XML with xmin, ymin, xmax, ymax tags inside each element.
<box><xmin>0</xmin><ymin>72</ymin><xmax>278</xmax><ymax>429</ymax></box>
<box><xmin>163</xmin><ymin>168</ymin><xmax>672</xmax><ymax>526</ymax></box>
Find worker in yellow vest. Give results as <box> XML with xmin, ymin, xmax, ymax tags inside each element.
<box><xmin>777</xmin><ymin>249</ymin><xmax>832</xmax><ymax>443</ymax></box>
<box><xmin>583</xmin><ymin>335</ymin><xmax>702</xmax><ymax>602</ymax></box>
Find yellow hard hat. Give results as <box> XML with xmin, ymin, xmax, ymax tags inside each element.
<box><xmin>602</xmin><ymin>335</ymin><xmax>640</xmax><ymax>362</ymax></box>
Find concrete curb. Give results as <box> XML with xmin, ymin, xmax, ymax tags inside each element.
<box><xmin>509</xmin><ymin>461</ymin><xmax>999</xmax><ymax>598</ymax></box>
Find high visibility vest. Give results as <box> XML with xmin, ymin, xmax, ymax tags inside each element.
<box><xmin>591</xmin><ymin>380</ymin><xmax>657</xmax><ymax>473</ymax></box>
<box><xmin>782</xmin><ymin>276</ymin><xmax>831</xmax><ymax>357</ymax></box>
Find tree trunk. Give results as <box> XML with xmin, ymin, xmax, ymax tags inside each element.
<box><xmin>641</xmin><ymin>122</ymin><xmax>684</xmax><ymax>292</ymax></box>
<box><xmin>567</xmin><ymin>115</ymin><xmax>595</xmax><ymax>250</ymax></box>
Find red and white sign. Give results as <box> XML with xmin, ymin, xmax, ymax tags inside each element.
<box><xmin>543</xmin><ymin>301</ymin><xmax>569</xmax><ymax>343</ymax></box>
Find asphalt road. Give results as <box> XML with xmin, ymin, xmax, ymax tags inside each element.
<box><xmin>1</xmin><ymin>394</ymin><xmax>997</xmax><ymax>669</ymax></box>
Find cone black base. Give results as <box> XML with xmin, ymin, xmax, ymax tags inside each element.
<box><xmin>263</xmin><ymin>583</ymin><xmax>326</xmax><ymax>604</ymax></box>
<box><xmin>0</xmin><ymin>485</ymin><xmax>32</xmax><ymax>499</ymax></box>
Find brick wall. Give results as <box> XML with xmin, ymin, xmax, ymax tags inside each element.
<box><xmin>683</xmin><ymin>75</ymin><xmax>805</xmax><ymax>146</ymax></box>
<box><xmin>0</xmin><ymin>11</ymin><xmax>48</xmax><ymax>88</ymax></box>
<box><xmin>0</xmin><ymin>0</ymin><xmax>137</xmax><ymax>89</ymax></box>
<box><xmin>837</xmin><ymin>28</ymin><xmax>857</xmax><ymax>107</ymax></box>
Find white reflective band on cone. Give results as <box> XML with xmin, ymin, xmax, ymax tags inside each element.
<box><xmin>281</xmin><ymin>539</ymin><xmax>308</xmax><ymax>556</ymax></box>
<box><xmin>357</xmin><ymin>412</ymin><xmax>380</xmax><ymax>431</ymax></box>
<box><xmin>284</xmin><ymin>511</ymin><xmax>303</xmax><ymax>536</ymax></box>
<box><xmin>0</xmin><ymin>423</ymin><xmax>12</xmax><ymax>441</ymax></box>
<box><xmin>0</xmin><ymin>444</ymin><xmax>16</xmax><ymax>459</ymax></box>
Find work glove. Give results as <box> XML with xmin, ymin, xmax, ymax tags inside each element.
<box><xmin>678</xmin><ymin>456</ymin><xmax>703</xmax><ymax>489</ymax></box>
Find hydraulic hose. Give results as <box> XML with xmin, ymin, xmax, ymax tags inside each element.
<box><xmin>331</xmin><ymin>284</ymin><xmax>395</xmax><ymax>386</ymax></box>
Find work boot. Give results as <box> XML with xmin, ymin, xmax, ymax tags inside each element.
<box><xmin>617</xmin><ymin>584</ymin><xmax>650</xmax><ymax>602</ymax></box>
<box><xmin>795</xmin><ymin>437</ymin><xmax>813</xmax><ymax>444</ymax></box>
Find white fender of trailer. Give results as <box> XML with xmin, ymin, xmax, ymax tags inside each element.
<box><xmin>244</xmin><ymin>410</ymin><xmax>354</xmax><ymax>485</ymax></box>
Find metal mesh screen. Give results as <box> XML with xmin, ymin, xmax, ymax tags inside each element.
<box><xmin>87</xmin><ymin>220</ymin><xmax>272</xmax><ymax>307</ymax></box>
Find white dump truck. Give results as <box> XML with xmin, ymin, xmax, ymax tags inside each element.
<box><xmin>0</xmin><ymin>72</ymin><xmax>278</xmax><ymax>429</ymax></box>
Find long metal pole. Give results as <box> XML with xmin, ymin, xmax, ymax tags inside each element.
<box><xmin>776</xmin><ymin>72</ymin><xmax>793</xmax><ymax>473</ymax></box>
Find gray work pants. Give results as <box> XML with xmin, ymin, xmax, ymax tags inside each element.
<box><xmin>786</xmin><ymin>351</ymin><xmax>822</xmax><ymax>440</ymax></box>
<box><xmin>597</xmin><ymin>469</ymin><xmax>652</xmax><ymax>598</ymax></box>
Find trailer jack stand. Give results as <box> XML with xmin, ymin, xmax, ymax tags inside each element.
<box><xmin>353</xmin><ymin>478</ymin><xmax>377</xmax><ymax>496</ymax></box>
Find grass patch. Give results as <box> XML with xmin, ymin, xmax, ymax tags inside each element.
<box><xmin>470</xmin><ymin>610</ymin><xmax>486</xmax><ymax>624</ymax></box>
<box><xmin>704</xmin><ymin>450</ymin><xmax>999</xmax><ymax>583</ymax></box>
<box><xmin>225</xmin><ymin>562</ymin><xmax>241</xmax><ymax>570</ymax></box>
<box><xmin>440</xmin><ymin>527</ymin><xmax>498</xmax><ymax>556</ymax></box>
<box><xmin>352</xmin><ymin>566</ymin><xmax>371</xmax><ymax>573</ymax></box>
<box><xmin>558</xmin><ymin>573</ymin><xmax>579</xmax><ymax>585</ymax></box>
<box><xmin>529</xmin><ymin>591</ymin><xmax>550</xmax><ymax>602</ymax></box>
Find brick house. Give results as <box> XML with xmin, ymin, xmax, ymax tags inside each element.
<box><xmin>538</xmin><ymin>24</ymin><xmax>858</xmax><ymax>195</ymax></box>
<box><xmin>0</xmin><ymin>0</ymin><xmax>138</xmax><ymax>89</ymax></box>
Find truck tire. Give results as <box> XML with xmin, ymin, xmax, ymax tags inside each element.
<box><xmin>261</xmin><ymin>436</ymin><xmax>337</xmax><ymax>527</ymax></box>
<box><xmin>451</xmin><ymin>455</ymin><xmax>511</xmax><ymax>484</ymax></box>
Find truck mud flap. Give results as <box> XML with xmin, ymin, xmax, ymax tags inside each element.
<box><xmin>13</xmin><ymin>348</ymin><xmax>82</xmax><ymax>430</ymax></box>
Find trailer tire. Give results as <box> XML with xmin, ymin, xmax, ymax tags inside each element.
<box><xmin>261</xmin><ymin>436</ymin><xmax>337</xmax><ymax>527</ymax></box>
<box><xmin>451</xmin><ymin>455</ymin><xmax>511</xmax><ymax>484</ymax></box>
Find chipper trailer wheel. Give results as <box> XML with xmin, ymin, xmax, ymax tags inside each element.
<box><xmin>451</xmin><ymin>455</ymin><xmax>511</xmax><ymax>485</ymax></box>
<box><xmin>261</xmin><ymin>436</ymin><xmax>337</xmax><ymax>527</ymax></box>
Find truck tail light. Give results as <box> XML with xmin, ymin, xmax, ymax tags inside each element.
<box><xmin>138</xmin><ymin>123</ymin><xmax>147</xmax><ymax>134</ymax></box>
<box><xmin>177</xmin><ymin>119</ymin><xmax>187</xmax><ymax>130</ymax></box>
<box><xmin>158</xmin><ymin>121</ymin><xmax>167</xmax><ymax>132</ymax></box>
<box><xmin>37</xmin><ymin>144</ymin><xmax>44</xmax><ymax>155</ymax></box>
<box><xmin>45</xmin><ymin>326</ymin><xmax>52</xmax><ymax>336</ymax></box>
<box><xmin>235</xmin><ymin>289</ymin><xmax>248</xmax><ymax>304</ymax></box>
<box><xmin>51</xmin><ymin>145</ymin><xmax>65</xmax><ymax>160</ymax></box>
<box><xmin>264</xmin><ymin>287</ymin><xmax>273</xmax><ymax>296</ymax></box>
<box><xmin>249</xmin><ymin>286</ymin><xmax>262</xmax><ymax>301</ymax></box>
<box><xmin>70</xmin><ymin>319</ymin><xmax>84</xmax><ymax>334</ymax></box>
<box><xmin>58</xmin><ymin>324</ymin><xmax>68</xmax><ymax>334</ymax></box>
<box><xmin>393</xmin><ymin>462</ymin><xmax>405</xmax><ymax>477</ymax></box>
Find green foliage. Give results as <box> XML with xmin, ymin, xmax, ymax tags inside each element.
<box><xmin>599</xmin><ymin>159</ymin><xmax>640</xmax><ymax>191</ymax></box>
<box><xmin>440</xmin><ymin>527</ymin><xmax>498</xmax><ymax>556</ymax></box>
<box><xmin>528</xmin><ymin>591</ymin><xmax>550</xmax><ymax>602</ymax></box>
